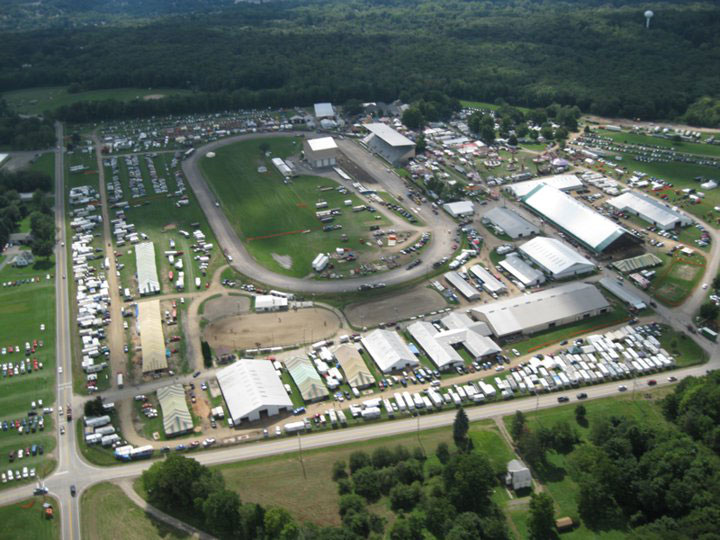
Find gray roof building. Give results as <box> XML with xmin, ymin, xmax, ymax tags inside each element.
<box><xmin>361</xmin><ymin>329</ymin><xmax>418</xmax><ymax>373</ymax></box>
<box><xmin>362</xmin><ymin>123</ymin><xmax>416</xmax><ymax>166</ymax></box>
<box><xmin>482</xmin><ymin>207</ymin><xmax>539</xmax><ymax>239</ymax></box>
<box><xmin>518</xmin><ymin>236</ymin><xmax>596</xmax><ymax>279</ymax></box>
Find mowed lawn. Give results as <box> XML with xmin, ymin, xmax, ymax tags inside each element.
<box><xmin>597</xmin><ymin>129</ymin><xmax>720</xmax><ymax>159</ymax></box>
<box><xmin>2</xmin><ymin>86</ymin><xmax>193</xmax><ymax>116</ymax></box>
<box><xmin>200</xmin><ymin>138</ymin><xmax>389</xmax><ymax>277</ymax></box>
<box><xmin>649</xmin><ymin>253</ymin><xmax>705</xmax><ymax>306</ymax></box>
<box><xmin>503</xmin><ymin>393</ymin><xmax>672</xmax><ymax>540</ymax></box>
<box><xmin>81</xmin><ymin>482</ymin><xmax>189</xmax><ymax>540</ymax></box>
<box><xmin>0</xmin><ymin>496</ymin><xmax>60</xmax><ymax>540</ymax></box>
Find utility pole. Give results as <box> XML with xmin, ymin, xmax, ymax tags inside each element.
<box><xmin>297</xmin><ymin>432</ymin><xmax>307</xmax><ymax>480</ymax></box>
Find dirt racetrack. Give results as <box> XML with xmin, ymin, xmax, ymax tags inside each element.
<box><xmin>345</xmin><ymin>286</ymin><xmax>448</xmax><ymax>328</ymax></box>
<box><xmin>202</xmin><ymin>295</ymin><xmax>251</xmax><ymax>322</ymax></box>
<box><xmin>204</xmin><ymin>307</ymin><xmax>342</xmax><ymax>351</ymax></box>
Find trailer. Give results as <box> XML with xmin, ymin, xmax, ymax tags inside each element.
<box><xmin>394</xmin><ymin>393</ymin><xmax>407</xmax><ymax>411</ymax></box>
<box><xmin>117</xmin><ymin>373</ymin><xmax>124</xmax><ymax>389</ymax></box>
<box><xmin>284</xmin><ymin>421</ymin><xmax>306</xmax><ymax>433</ymax></box>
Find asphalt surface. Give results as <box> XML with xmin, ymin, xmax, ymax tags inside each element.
<box><xmin>181</xmin><ymin>132</ymin><xmax>459</xmax><ymax>293</ymax></box>
<box><xmin>0</xmin><ymin>127</ymin><xmax>718</xmax><ymax>540</ymax></box>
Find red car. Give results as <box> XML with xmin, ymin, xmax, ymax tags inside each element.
<box><xmin>648</xmin><ymin>380</ymin><xmax>657</xmax><ymax>386</ymax></box>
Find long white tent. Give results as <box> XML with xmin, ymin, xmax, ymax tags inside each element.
<box><xmin>607</xmin><ymin>191</ymin><xmax>692</xmax><ymax>230</ymax></box>
<box><xmin>137</xmin><ymin>300</ymin><xmax>167</xmax><ymax>372</ymax></box>
<box><xmin>361</xmin><ymin>329</ymin><xmax>418</xmax><ymax>373</ymax></box>
<box><xmin>134</xmin><ymin>242</ymin><xmax>160</xmax><ymax>295</ymax></box>
<box><xmin>519</xmin><ymin>236</ymin><xmax>596</xmax><ymax>279</ymax></box>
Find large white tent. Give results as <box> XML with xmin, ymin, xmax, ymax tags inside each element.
<box><xmin>361</xmin><ymin>329</ymin><xmax>418</xmax><ymax>373</ymax></box>
<box><xmin>519</xmin><ymin>236</ymin><xmax>596</xmax><ymax>279</ymax></box>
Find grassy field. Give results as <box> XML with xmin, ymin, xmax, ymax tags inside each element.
<box><xmin>510</xmin><ymin>303</ymin><xmax>630</xmax><ymax>355</ymax></box>
<box><xmin>596</xmin><ymin>129</ymin><xmax>720</xmax><ymax>158</ymax></box>
<box><xmin>0</xmin><ymin>282</ymin><xmax>57</xmax><ymax>490</ymax></box>
<box><xmin>658</xmin><ymin>325</ymin><xmax>708</xmax><ymax>367</ymax></box>
<box><xmin>0</xmin><ymin>496</ymin><xmax>60</xmax><ymax>540</ymax></box>
<box><xmin>460</xmin><ymin>100</ymin><xmax>530</xmax><ymax>114</ymax></box>
<box><xmin>3</xmin><ymin>86</ymin><xmax>193</xmax><ymax>116</ymax></box>
<box><xmin>200</xmin><ymin>137</ymin><xmax>393</xmax><ymax>278</ymax></box>
<box><xmin>81</xmin><ymin>482</ymin><xmax>189</xmax><ymax>540</ymax></box>
<box><xmin>503</xmin><ymin>392</ymin><xmax>672</xmax><ymax>540</ymax></box>
<box><xmin>649</xmin><ymin>252</ymin><xmax>705</xmax><ymax>306</ymax></box>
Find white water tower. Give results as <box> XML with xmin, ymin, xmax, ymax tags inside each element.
<box><xmin>645</xmin><ymin>10</ymin><xmax>654</xmax><ymax>28</ymax></box>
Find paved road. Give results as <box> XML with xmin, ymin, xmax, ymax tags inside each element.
<box><xmin>181</xmin><ymin>132</ymin><xmax>458</xmax><ymax>293</ymax></box>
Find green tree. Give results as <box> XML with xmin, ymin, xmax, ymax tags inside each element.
<box><xmin>436</xmin><ymin>442</ymin><xmax>450</xmax><ymax>464</ymax></box>
<box><xmin>142</xmin><ymin>455</ymin><xmax>213</xmax><ymax>511</ymax></box>
<box><xmin>352</xmin><ymin>467</ymin><xmax>380</xmax><ymax>501</ymax></box>
<box><xmin>338</xmin><ymin>493</ymin><xmax>366</xmax><ymax>517</ymax></box>
<box><xmin>712</xmin><ymin>274</ymin><xmax>720</xmax><ymax>291</ymax></box>
<box><xmin>31</xmin><ymin>237</ymin><xmax>53</xmax><ymax>260</ymax></box>
<box><xmin>349</xmin><ymin>451</ymin><xmax>371</xmax><ymax>473</ymax></box>
<box><xmin>453</xmin><ymin>407</ymin><xmax>469</xmax><ymax>451</ymax></box>
<box><xmin>511</xmin><ymin>410</ymin><xmax>526</xmax><ymax>442</ymax></box>
<box><xmin>203</xmin><ymin>489</ymin><xmax>241</xmax><ymax>540</ymax></box>
<box><xmin>83</xmin><ymin>396</ymin><xmax>105</xmax><ymax>417</ymax></box>
<box><xmin>201</xmin><ymin>340</ymin><xmax>213</xmax><ymax>368</ymax></box>
<box><xmin>264</xmin><ymin>507</ymin><xmax>295</xmax><ymax>539</ymax></box>
<box><xmin>443</xmin><ymin>452</ymin><xmax>495</xmax><ymax>513</ymax></box>
<box><xmin>575</xmin><ymin>405</ymin><xmax>587</xmax><ymax>424</ymax></box>
<box><xmin>415</xmin><ymin>133</ymin><xmax>427</xmax><ymax>153</ymax></box>
<box><xmin>401</xmin><ymin>107</ymin><xmax>424</xmax><ymax>130</ymax></box>
<box><xmin>699</xmin><ymin>302</ymin><xmax>719</xmax><ymax>321</ymax></box>
<box><xmin>371</xmin><ymin>446</ymin><xmax>395</xmax><ymax>469</ymax></box>
<box><xmin>528</xmin><ymin>492</ymin><xmax>557</xmax><ymax>540</ymax></box>
<box><xmin>389</xmin><ymin>481</ymin><xmax>422</xmax><ymax>512</ymax></box>
<box><xmin>332</xmin><ymin>460</ymin><xmax>347</xmax><ymax>481</ymax></box>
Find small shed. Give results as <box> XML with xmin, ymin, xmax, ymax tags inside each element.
<box><xmin>505</xmin><ymin>459</ymin><xmax>532</xmax><ymax>490</ymax></box>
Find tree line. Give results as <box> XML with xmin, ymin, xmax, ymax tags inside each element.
<box><xmin>1</xmin><ymin>0</ymin><xmax>719</xmax><ymax>125</ymax></box>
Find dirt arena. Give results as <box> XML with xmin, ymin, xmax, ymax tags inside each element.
<box><xmin>202</xmin><ymin>295</ymin><xmax>251</xmax><ymax>322</ymax></box>
<box><xmin>345</xmin><ymin>286</ymin><xmax>448</xmax><ymax>328</ymax></box>
<box><xmin>204</xmin><ymin>307</ymin><xmax>342</xmax><ymax>350</ymax></box>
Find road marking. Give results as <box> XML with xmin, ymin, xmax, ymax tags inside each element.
<box><xmin>55</xmin><ymin>470</ymin><xmax>69</xmax><ymax>476</ymax></box>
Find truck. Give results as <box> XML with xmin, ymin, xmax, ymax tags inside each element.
<box><xmin>117</xmin><ymin>373</ymin><xmax>124</xmax><ymax>389</ymax></box>
<box><xmin>284</xmin><ymin>421</ymin><xmax>306</xmax><ymax>434</ymax></box>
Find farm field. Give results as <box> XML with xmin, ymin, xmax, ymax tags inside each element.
<box><xmin>2</xmin><ymin>86</ymin><xmax>193</xmax><ymax>116</ymax></box>
<box><xmin>0</xmin><ymin>274</ymin><xmax>57</xmax><ymax>490</ymax></box>
<box><xmin>502</xmin><ymin>392</ymin><xmax>672</xmax><ymax>540</ymax></box>
<box><xmin>0</xmin><ymin>496</ymin><xmax>60</xmax><ymax>540</ymax></box>
<box><xmin>200</xmin><ymin>137</ymin><xmax>400</xmax><ymax>278</ymax></box>
<box><xmin>81</xmin><ymin>482</ymin><xmax>189</xmax><ymax>540</ymax></box>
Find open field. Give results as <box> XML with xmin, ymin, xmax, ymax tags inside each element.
<box><xmin>199</xmin><ymin>137</ymin><xmax>399</xmax><ymax>278</ymax></box>
<box><xmin>344</xmin><ymin>286</ymin><xmax>447</xmax><ymax>328</ymax></box>
<box><xmin>0</xmin><ymin>283</ymin><xmax>57</xmax><ymax>490</ymax></box>
<box><xmin>0</xmin><ymin>496</ymin><xmax>60</xmax><ymax>540</ymax></box>
<box><xmin>649</xmin><ymin>252</ymin><xmax>705</xmax><ymax>306</ymax></box>
<box><xmin>81</xmin><ymin>482</ymin><xmax>189</xmax><ymax>540</ymax></box>
<box><xmin>460</xmin><ymin>100</ymin><xmax>530</xmax><ymax>114</ymax></box>
<box><xmin>502</xmin><ymin>391</ymin><xmax>672</xmax><ymax>540</ymax></box>
<box><xmin>2</xmin><ymin>86</ymin><xmax>193</xmax><ymax>116</ymax></box>
<box><xmin>596</xmin><ymin>129</ymin><xmax>720</xmax><ymax>158</ymax></box>
<box><xmin>204</xmin><ymin>307</ymin><xmax>342</xmax><ymax>352</ymax></box>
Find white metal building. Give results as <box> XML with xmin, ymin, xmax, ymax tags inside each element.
<box><xmin>361</xmin><ymin>329</ymin><xmax>419</xmax><ymax>373</ymax></box>
<box><xmin>303</xmin><ymin>137</ymin><xmax>338</xmax><ymax>168</ymax></box>
<box><xmin>599</xmin><ymin>277</ymin><xmax>647</xmax><ymax>310</ymax></box>
<box><xmin>607</xmin><ymin>191</ymin><xmax>692</xmax><ymax>230</ymax></box>
<box><xmin>407</xmin><ymin>321</ymin><xmax>464</xmax><ymax>371</ymax></box>
<box><xmin>255</xmin><ymin>295</ymin><xmax>289</xmax><ymax>312</ymax></box>
<box><xmin>499</xmin><ymin>253</ymin><xmax>546</xmax><ymax>287</ymax></box>
<box><xmin>471</xmin><ymin>282</ymin><xmax>610</xmax><ymax>338</ymax></box>
<box><xmin>443</xmin><ymin>200</ymin><xmax>475</xmax><ymax>219</ymax></box>
<box><xmin>469</xmin><ymin>264</ymin><xmax>507</xmax><ymax>294</ymax></box>
<box><xmin>137</xmin><ymin>299</ymin><xmax>167</xmax><ymax>372</ymax></box>
<box><xmin>506</xmin><ymin>459</ymin><xmax>532</xmax><ymax>490</ymax></box>
<box><xmin>482</xmin><ymin>206</ymin><xmax>539</xmax><ymax>239</ymax></box>
<box><xmin>217</xmin><ymin>360</ymin><xmax>293</xmax><ymax>425</ymax></box>
<box><xmin>444</xmin><ymin>271</ymin><xmax>482</xmax><ymax>301</ymax></box>
<box><xmin>522</xmin><ymin>184</ymin><xmax>636</xmax><ymax>253</ymax></box>
<box><xmin>314</xmin><ymin>102</ymin><xmax>335</xmax><ymax>119</ymax></box>
<box><xmin>362</xmin><ymin>123</ymin><xmax>416</xmax><ymax>165</ymax></box>
<box><xmin>505</xmin><ymin>174</ymin><xmax>583</xmax><ymax>198</ymax></box>
<box><xmin>518</xmin><ymin>236</ymin><xmax>596</xmax><ymax>279</ymax></box>
<box><xmin>134</xmin><ymin>242</ymin><xmax>160</xmax><ymax>295</ymax></box>
<box><xmin>312</xmin><ymin>253</ymin><xmax>329</xmax><ymax>272</ymax></box>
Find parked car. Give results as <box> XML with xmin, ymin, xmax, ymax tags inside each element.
<box><xmin>576</xmin><ymin>393</ymin><xmax>588</xmax><ymax>400</ymax></box>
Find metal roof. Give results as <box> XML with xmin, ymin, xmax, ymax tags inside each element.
<box><xmin>444</xmin><ymin>271</ymin><xmax>482</xmax><ymax>300</ymax></box>
<box><xmin>471</xmin><ymin>282</ymin><xmax>609</xmax><ymax>337</ymax></box>
<box><xmin>407</xmin><ymin>321</ymin><xmax>464</xmax><ymax>370</ymax></box>
<box><xmin>522</xmin><ymin>184</ymin><xmax>630</xmax><ymax>252</ymax></box>
<box><xmin>134</xmin><ymin>242</ymin><xmax>160</xmax><ymax>295</ymax></box>
<box><xmin>364</xmin><ymin>123</ymin><xmax>415</xmax><ymax>148</ymax></box>
<box><xmin>334</xmin><ymin>345</ymin><xmax>375</xmax><ymax>389</ymax></box>
<box><xmin>313</xmin><ymin>103</ymin><xmax>335</xmax><ymax>118</ymax></box>
<box><xmin>361</xmin><ymin>329</ymin><xmax>418</xmax><ymax>373</ymax></box>
<box><xmin>469</xmin><ymin>264</ymin><xmax>507</xmax><ymax>294</ymax></box>
<box><xmin>599</xmin><ymin>278</ymin><xmax>647</xmax><ymax>310</ymax></box>
<box><xmin>607</xmin><ymin>191</ymin><xmax>691</xmax><ymax>229</ymax></box>
<box><xmin>217</xmin><ymin>360</ymin><xmax>292</xmax><ymax>423</ymax></box>
<box><xmin>138</xmin><ymin>300</ymin><xmax>167</xmax><ymax>372</ymax></box>
<box><xmin>499</xmin><ymin>253</ymin><xmax>546</xmax><ymax>286</ymax></box>
<box><xmin>612</xmin><ymin>252</ymin><xmax>662</xmax><ymax>273</ymax></box>
<box><xmin>443</xmin><ymin>200</ymin><xmax>475</xmax><ymax>217</ymax></box>
<box><xmin>306</xmin><ymin>137</ymin><xmax>338</xmax><ymax>152</ymax></box>
<box><xmin>284</xmin><ymin>356</ymin><xmax>328</xmax><ymax>402</ymax></box>
<box><xmin>506</xmin><ymin>174</ymin><xmax>583</xmax><ymax>198</ymax></box>
<box><xmin>519</xmin><ymin>236</ymin><xmax>595</xmax><ymax>278</ymax></box>
<box><xmin>482</xmin><ymin>206</ymin><xmax>539</xmax><ymax>239</ymax></box>
<box><xmin>157</xmin><ymin>383</ymin><xmax>193</xmax><ymax>436</ymax></box>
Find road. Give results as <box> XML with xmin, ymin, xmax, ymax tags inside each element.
<box><xmin>181</xmin><ymin>132</ymin><xmax>458</xmax><ymax>293</ymax></box>
<box><xmin>1</xmin><ymin>125</ymin><xmax>719</xmax><ymax>540</ymax></box>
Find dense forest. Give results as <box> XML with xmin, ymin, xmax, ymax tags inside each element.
<box><xmin>2</xmin><ymin>0</ymin><xmax>720</xmax><ymax>124</ymax></box>
<box><xmin>0</xmin><ymin>168</ymin><xmax>54</xmax><ymax>256</ymax></box>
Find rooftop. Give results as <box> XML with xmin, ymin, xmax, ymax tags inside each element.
<box><xmin>363</xmin><ymin>123</ymin><xmax>415</xmax><ymax>148</ymax></box>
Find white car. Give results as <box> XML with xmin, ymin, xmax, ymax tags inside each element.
<box><xmin>58</xmin><ymin>406</ymin><xmax>63</xmax><ymax>416</ymax></box>
<box><xmin>511</xmin><ymin>348</ymin><xmax>520</xmax><ymax>357</ymax></box>
<box><xmin>702</xmin><ymin>283</ymin><xmax>708</xmax><ymax>290</ymax></box>
<box><xmin>17</xmin><ymin>449</ymin><xmax>23</xmax><ymax>459</ymax></box>
<box><xmin>30</xmin><ymin>468</ymin><xmax>36</xmax><ymax>478</ymax></box>
<box><xmin>202</xmin><ymin>438</ymin><xmax>216</xmax><ymax>447</ymax></box>
<box><xmin>7</xmin><ymin>470</ymin><xmax>13</xmax><ymax>481</ymax></box>
<box><xmin>1</xmin><ymin>473</ymin><xmax>6</xmax><ymax>483</ymax></box>
<box><xmin>58</xmin><ymin>366</ymin><xmax>63</xmax><ymax>374</ymax></box>
<box><xmin>22</xmin><ymin>467</ymin><xmax>28</xmax><ymax>479</ymax></box>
